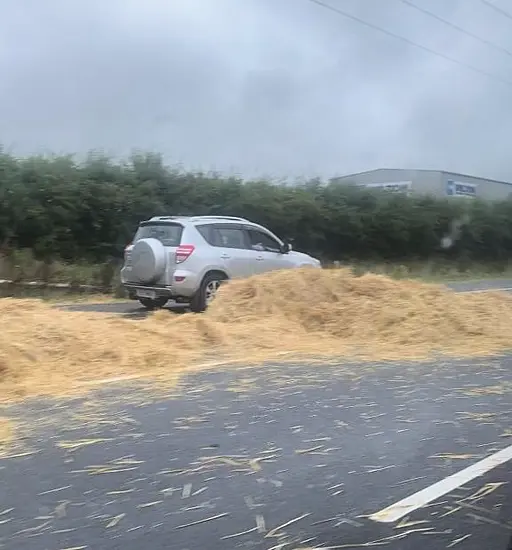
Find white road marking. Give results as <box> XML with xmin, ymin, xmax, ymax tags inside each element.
<box><xmin>369</xmin><ymin>444</ymin><xmax>512</xmax><ymax>524</ymax></box>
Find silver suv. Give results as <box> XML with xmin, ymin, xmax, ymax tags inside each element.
<box><xmin>120</xmin><ymin>215</ymin><xmax>321</xmax><ymax>312</ymax></box>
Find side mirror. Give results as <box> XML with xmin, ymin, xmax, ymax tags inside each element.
<box><xmin>280</xmin><ymin>242</ymin><xmax>291</xmax><ymax>254</ymax></box>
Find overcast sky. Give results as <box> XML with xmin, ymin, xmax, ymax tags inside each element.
<box><xmin>1</xmin><ymin>0</ymin><xmax>512</xmax><ymax>180</ymax></box>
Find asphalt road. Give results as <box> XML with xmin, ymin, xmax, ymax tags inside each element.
<box><xmin>2</xmin><ymin>361</ymin><xmax>511</xmax><ymax>550</ymax></box>
<box><xmin>1</xmin><ymin>279</ymin><xmax>512</xmax><ymax>549</ymax></box>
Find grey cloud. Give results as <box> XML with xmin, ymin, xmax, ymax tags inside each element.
<box><xmin>0</xmin><ymin>0</ymin><xmax>511</xmax><ymax>180</ymax></box>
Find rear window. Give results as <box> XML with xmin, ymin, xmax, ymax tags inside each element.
<box><xmin>134</xmin><ymin>222</ymin><xmax>183</xmax><ymax>247</ymax></box>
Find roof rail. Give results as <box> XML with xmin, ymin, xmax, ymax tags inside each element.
<box><xmin>148</xmin><ymin>215</ymin><xmax>191</xmax><ymax>221</ymax></box>
<box><xmin>145</xmin><ymin>215</ymin><xmax>251</xmax><ymax>223</ymax></box>
<box><xmin>189</xmin><ymin>215</ymin><xmax>250</xmax><ymax>223</ymax></box>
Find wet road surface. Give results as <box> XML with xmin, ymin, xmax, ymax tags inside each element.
<box><xmin>2</xmin><ymin>279</ymin><xmax>512</xmax><ymax>548</ymax></box>
<box><xmin>1</xmin><ymin>359</ymin><xmax>511</xmax><ymax>549</ymax></box>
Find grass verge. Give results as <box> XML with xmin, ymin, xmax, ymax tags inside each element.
<box><xmin>3</xmin><ymin>250</ymin><xmax>512</xmax><ymax>303</ymax></box>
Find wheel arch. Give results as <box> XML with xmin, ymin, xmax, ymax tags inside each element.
<box><xmin>202</xmin><ymin>269</ymin><xmax>229</xmax><ymax>282</ymax></box>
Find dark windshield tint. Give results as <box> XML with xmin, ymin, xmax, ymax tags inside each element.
<box><xmin>134</xmin><ymin>223</ymin><xmax>183</xmax><ymax>247</ymax></box>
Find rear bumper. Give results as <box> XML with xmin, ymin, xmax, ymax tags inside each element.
<box><xmin>121</xmin><ymin>266</ymin><xmax>200</xmax><ymax>298</ymax></box>
<box><xmin>123</xmin><ymin>283</ymin><xmax>197</xmax><ymax>300</ymax></box>
<box><xmin>123</xmin><ymin>284</ymin><xmax>173</xmax><ymax>298</ymax></box>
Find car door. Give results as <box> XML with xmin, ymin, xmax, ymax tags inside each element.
<box><xmin>245</xmin><ymin>227</ymin><xmax>293</xmax><ymax>274</ymax></box>
<box><xmin>208</xmin><ymin>224</ymin><xmax>256</xmax><ymax>278</ymax></box>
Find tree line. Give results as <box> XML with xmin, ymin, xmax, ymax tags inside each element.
<box><xmin>1</xmin><ymin>149</ymin><xmax>512</xmax><ymax>266</ymax></box>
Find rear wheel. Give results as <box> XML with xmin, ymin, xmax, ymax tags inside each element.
<box><xmin>190</xmin><ymin>273</ymin><xmax>226</xmax><ymax>313</ymax></box>
<box><xmin>138</xmin><ymin>296</ymin><xmax>169</xmax><ymax>310</ymax></box>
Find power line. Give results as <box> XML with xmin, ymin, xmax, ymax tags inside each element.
<box><xmin>305</xmin><ymin>0</ymin><xmax>512</xmax><ymax>87</ymax></box>
<box><xmin>480</xmin><ymin>0</ymin><xmax>512</xmax><ymax>22</ymax></box>
<box><xmin>400</xmin><ymin>0</ymin><xmax>512</xmax><ymax>59</ymax></box>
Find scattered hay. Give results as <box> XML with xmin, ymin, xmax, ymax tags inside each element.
<box><xmin>0</xmin><ymin>418</ymin><xmax>13</xmax><ymax>451</ymax></box>
<box><xmin>2</xmin><ymin>267</ymin><xmax>512</xmax><ymax>402</ymax></box>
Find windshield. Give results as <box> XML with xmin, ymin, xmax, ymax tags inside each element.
<box><xmin>134</xmin><ymin>222</ymin><xmax>183</xmax><ymax>247</ymax></box>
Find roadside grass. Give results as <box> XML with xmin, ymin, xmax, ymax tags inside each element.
<box><xmin>2</xmin><ymin>249</ymin><xmax>512</xmax><ymax>303</ymax></box>
<box><xmin>0</xmin><ymin>249</ymin><xmax>126</xmax><ymax>302</ymax></box>
<box><xmin>340</xmin><ymin>259</ymin><xmax>512</xmax><ymax>283</ymax></box>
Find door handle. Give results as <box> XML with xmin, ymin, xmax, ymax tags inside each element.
<box><xmin>256</xmin><ymin>255</ymin><xmax>264</xmax><ymax>260</ymax></box>
<box><xmin>220</xmin><ymin>254</ymin><xmax>231</xmax><ymax>259</ymax></box>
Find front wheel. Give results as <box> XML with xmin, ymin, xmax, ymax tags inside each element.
<box><xmin>190</xmin><ymin>273</ymin><xmax>226</xmax><ymax>313</ymax></box>
<box><xmin>138</xmin><ymin>296</ymin><xmax>169</xmax><ymax>310</ymax></box>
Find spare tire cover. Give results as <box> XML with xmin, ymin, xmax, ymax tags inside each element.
<box><xmin>130</xmin><ymin>238</ymin><xmax>166</xmax><ymax>284</ymax></box>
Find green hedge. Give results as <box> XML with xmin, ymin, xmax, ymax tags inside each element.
<box><xmin>1</xmin><ymin>149</ymin><xmax>512</xmax><ymax>265</ymax></box>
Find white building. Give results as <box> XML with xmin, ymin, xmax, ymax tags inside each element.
<box><xmin>331</xmin><ymin>168</ymin><xmax>512</xmax><ymax>200</ymax></box>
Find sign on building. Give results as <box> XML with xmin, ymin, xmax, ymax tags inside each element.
<box><xmin>358</xmin><ymin>181</ymin><xmax>412</xmax><ymax>193</ymax></box>
<box><xmin>446</xmin><ymin>180</ymin><xmax>477</xmax><ymax>197</ymax></box>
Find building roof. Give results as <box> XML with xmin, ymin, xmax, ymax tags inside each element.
<box><xmin>333</xmin><ymin>168</ymin><xmax>512</xmax><ymax>186</ymax></box>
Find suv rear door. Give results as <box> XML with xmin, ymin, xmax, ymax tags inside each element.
<box><xmin>196</xmin><ymin>223</ymin><xmax>256</xmax><ymax>278</ymax></box>
<box><xmin>124</xmin><ymin>221</ymin><xmax>184</xmax><ymax>284</ymax></box>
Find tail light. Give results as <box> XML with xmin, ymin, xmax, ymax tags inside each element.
<box><xmin>175</xmin><ymin>244</ymin><xmax>195</xmax><ymax>264</ymax></box>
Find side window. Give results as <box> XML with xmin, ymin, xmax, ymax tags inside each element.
<box><xmin>215</xmin><ymin>227</ymin><xmax>247</xmax><ymax>249</ymax></box>
<box><xmin>248</xmin><ymin>229</ymin><xmax>281</xmax><ymax>253</ymax></box>
<box><xmin>197</xmin><ymin>224</ymin><xmax>247</xmax><ymax>249</ymax></box>
<box><xmin>196</xmin><ymin>224</ymin><xmax>215</xmax><ymax>245</ymax></box>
